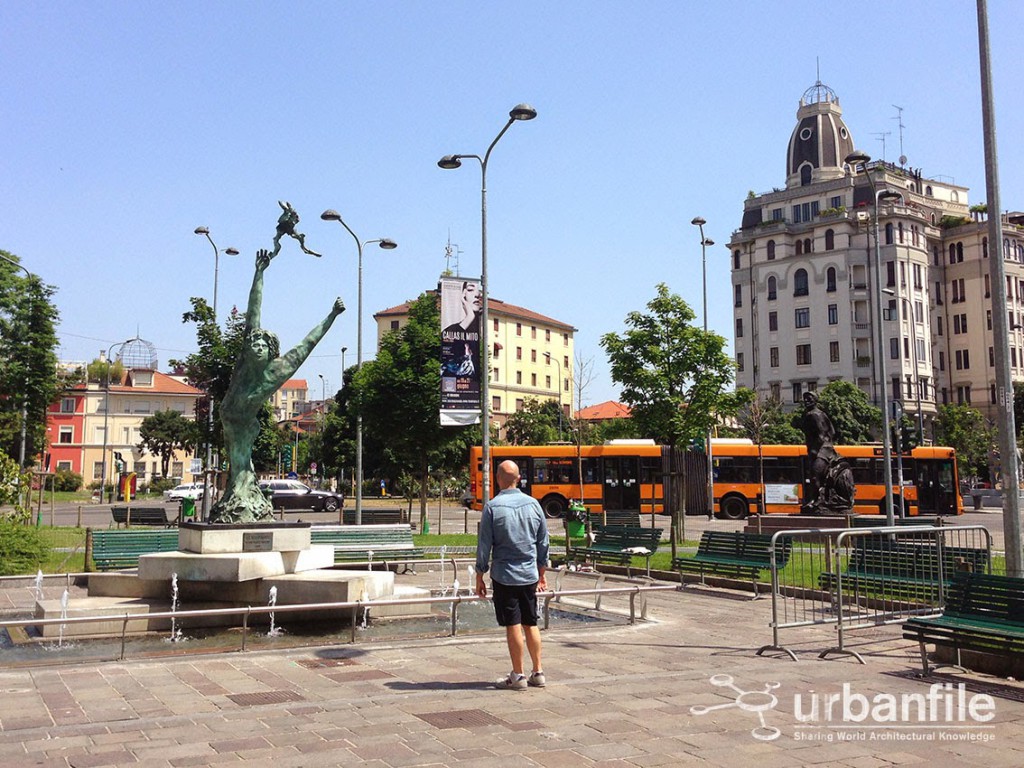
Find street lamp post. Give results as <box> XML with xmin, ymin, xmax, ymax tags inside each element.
<box><xmin>543</xmin><ymin>352</ymin><xmax>563</xmax><ymax>440</ymax></box>
<box><xmin>100</xmin><ymin>338</ymin><xmax>135</xmax><ymax>504</ymax></box>
<box><xmin>439</xmin><ymin>103</ymin><xmax>537</xmax><ymax>506</ymax></box>
<box><xmin>320</xmin><ymin>209</ymin><xmax>397</xmax><ymax>525</ymax></box>
<box><xmin>883</xmin><ymin>286</ymin><xmax>925</xmax><ymax>443</ymax></box>
<box><xmin>845</xmin><ymin>151</ymin><xmax>902</xmax><ymax>524</ymax></box>
<box><xmin>193</xmin><ymin>228</ymin><xmax>238</xmax><ymax>520</ymax></box>
<box><xmin>691</xmin><ymin>217</ymin><xmax>715</xmax><ymax>516</ymax></box>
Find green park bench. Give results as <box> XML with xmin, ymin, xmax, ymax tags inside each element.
<box><xmin>820</xmin><ymin>539</ymin><xmax>990</xmax><ymax>603</ymax></box>
<box><xmin>903</xmin><ymin>571</ymin><xmax>1024</xmax><ymax>674</ymax></box>
<box><xmin>340</xmin><ymin>508</ymin><xmax>406</xmax><ymax>525</ymax></box>
<box><xmin>571</xmin><ymin>523</ymin><xmax>663</xmax><ymax>577</ymax></box>
<box><xmin>673</xmin><ymin>531</ymin><xmax>791</xmax><ymax>598</ymax></box>
<box><xmin>110</xmin><ymin>505</ymin><xmax>176</xmax><ymax>528</ymax></box>
<box><xmin>87</xmin><ymin>528</ymin><xmax>180</xmax><ymax>571</ymax></box>
<box><xmin>310</xmin><ymin>524</ymin><xmax>423</xmax><ymax>572</ymax></box>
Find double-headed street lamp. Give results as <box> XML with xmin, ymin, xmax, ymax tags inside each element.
<box><xmin>320</xmin><ymin>209</ymin><xmax>397</xmax><ymax>525</ymax></box>
<box><xmin>883</xmin><ymin>286</ymin><xmax>925</xmax><ymax>444</ymax></box>
<box><xmin>193</xmin><ymin>227</ymin><xmax>239</xmax><ymax>519</ymax></box>
<box><xmin>845</xmin><ymin>150</ymin><xmax>903</xmax><ymax>524</ymax></box>
<box><xmin>438</xmin><ymin>103</ymin><xmax>538</xmax><ymax>506</ymax></box>
<box><xmin>543</xmin><ymin>352</ymin><xmax>564</xmax><ymax>441</ymax></box>
<box><xmin>691</xmin><ymin>217</ymin><xmax>715</xmax><ymax>516</ymax></box>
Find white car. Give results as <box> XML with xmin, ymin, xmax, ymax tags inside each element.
<box><xmin>164</xmin><ymin>482</ymin><xmax>205</xmax><ymax>502</ymax></box>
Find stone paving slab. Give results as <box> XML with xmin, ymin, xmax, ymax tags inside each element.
<box><xmin>2</xmin><ymin>571</ymin><xmax>1024</xmax><ymax>767</ymax></box>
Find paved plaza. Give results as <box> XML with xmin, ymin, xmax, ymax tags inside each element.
<box><xmin>2</xmin><ymin>544</ymin><xmax>1024</xmax><ymax>768</ymax></box>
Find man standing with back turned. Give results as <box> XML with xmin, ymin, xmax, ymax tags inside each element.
<box><xmin>476</xmin><ymin>460</ymin><xmax>550</xmax><ymax>690</ymax></box>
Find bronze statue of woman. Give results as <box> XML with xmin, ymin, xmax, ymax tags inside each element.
<box><xmin>209</xmin><ymin>207</ymin><xmax>343</xmax><ymax>524</ymax></box>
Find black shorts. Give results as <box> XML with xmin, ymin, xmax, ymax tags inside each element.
<box><xmin>491</xmin><ymin>580</ymin><xmax>539</xmax><ymax>627</ymax></box>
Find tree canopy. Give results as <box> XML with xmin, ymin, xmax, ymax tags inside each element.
<box><xmin>934</xmin><ymin>403</ymin><xmax>993</xmax><ymax>481</ymax></box>
<box><xmin>0</xmin><ymin>250</ymin><xmax>61</xmax><ymax>467</ymax></box>
<box><xmin>733</xmin><ymin>389</ymin><xmax>803</xmax><ymax>445</ymax></box>
<box><xmin>600</xmin><ymin>283</ymin><xmax>738</xmax><ymax>447</ymax></box>
<box><xmin>138</xmin><ymin>409</ymin><xmax>199</xmax><ymax>478</ymax></box>
<box><xmin>504</xmin><ymin>398</ymin><xmax>561</xmax><ymax>446</ymax></box>
<box><xmin>814</xmin><ymin>380</ymin><xmax>882</xmax><ymax>445</ymax></box>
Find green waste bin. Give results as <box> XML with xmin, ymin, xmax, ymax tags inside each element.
<box><xmin>181</xmin><ymin>497</ymin><xmax>196</xmax><ymax>520</ymax></box>
<box><xmin>566</xmin><ymin>502</ymin><xmax>588</xmax><ymax>538</ymax></box>
<box><xmin>567</xmin><ymin>520</ymin><xmax>585</xmax><ymax>538</ymax></box>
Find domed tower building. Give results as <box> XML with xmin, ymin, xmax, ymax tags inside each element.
<box><xmin>728</xmin><ymin>80</ymin><xmax>1024</xmax><ymax>445</ymax></box>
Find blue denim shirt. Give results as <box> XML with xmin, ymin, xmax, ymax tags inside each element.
<box><xmin>476</xmin><ymin>487</ymin><xmax>550</xmax><ymax>586</ymax></box>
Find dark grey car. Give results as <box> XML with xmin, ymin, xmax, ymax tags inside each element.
<box><xmin>259</xmin><ymin>479</ymin><xmax>344</xmax><ymax>513</ymax></box>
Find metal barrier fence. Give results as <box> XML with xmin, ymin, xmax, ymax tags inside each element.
<box><xmin>756</xmin><ymin>524</ymin><xmax>991</xmax><ymax>663</ymax></box>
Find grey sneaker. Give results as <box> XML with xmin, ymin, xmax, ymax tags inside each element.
<box><xmin>495</xmin><ymin>673</ymin><xmax>528</xmax><ymax>691</ymax></box>
<box><xmin>528</xmin><ymin>671</ymin><xmax>546</xmax><ymax>688</ymax></box>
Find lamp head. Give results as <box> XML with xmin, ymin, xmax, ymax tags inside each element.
<box><xmin>703</xmin><ymin>238</ymin><xmax>715</xmax><ymax>247</ymax></box>
<box><xmin>194</xmin><ymin>226</ymin><xmax>210</xmax><ymax>235</ymax></box>
<box><xmin>845</xmin><ymin>150</ymin><xmax>871</xmax><ymax>167</ymax></box>
<box><xmin>690</xmin><ymin>216</ymin><xmax>706</xmax><ymax>227</ymax></box>
<box><xmin>378</xmin><ymin>239</ymin><xmax>398</xmax><ymax>250</ymax></box>
<box><xmin>509</xmin><ymin>103</ymin><xmax>538</xmax><ymax>121</ymax></box>
<box><xmin>438</xmin><ymin>155</ymin><xmax>462</xmax><ymax>170</ymax></box>
<box><xmin>878</xmin><ymin>190</ymin><xmax>903</xmax><ymax>203</ymax></box>
<box><xmin>224</xmin><ymin>247</ymin><xmax>240</xmax><ymax>256</ymax></box>
<box><xmin>320</xmin><ymin>209</ymin><xmax>341</xmax><ymax>222</ymax></box>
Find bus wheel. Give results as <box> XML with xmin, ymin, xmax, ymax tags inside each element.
<box><xmin>541</xmin><ymin>495</ymin><xmax>567</xmax><ymax>519</ymax></box>
<box><xmin>720</xmin><ymin>496</ymin><xmax>748</xmax><ymax>520</ymax></box>
<box><xmin>880</xmin><ymin>496</ymin><xmax>908</xmax><ymax>518</ymax></box>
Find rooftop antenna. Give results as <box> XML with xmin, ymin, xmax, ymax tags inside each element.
<box><xmin>892</xmin><ymin>105</ymin><xmax>907</xmax><ymax>166</ymax></box>
<box><xmin>872</xmin><ymin>131</ymin><xmax>892</xmax><ymax>163</ymax></box>
<box><xmin>443</xmin><ymin>232</ymin><xmax>462</xmax><ymax>277</ymax></box>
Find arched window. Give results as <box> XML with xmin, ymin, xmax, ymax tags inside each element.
<box><xmin>949</xmin><ymin>244</ymin><xmax>957</xmax><ymax>264</ymax></box>
<box><xmin>885</xmin><ymin>223</ymin><xmax>894</xmax><ymax>245</ymax></box>
<box><xmin>898</xmin><ymin>222</ymin><xmax>904</xmax><ymax>243</ymax></box>
<box><xmin>824</xmin><ymin>229</ymin><xmax>835</xmax><ymax>251</ymax></box>
<box><xmin>800</xmin><ymin>164</ymin><xmax>812</xmax><ymax>186</ymax></box>
<box><xmin>796</xmin><ymin>240</ymin><xmax>804</xmax><ymax>256</ymax></box>
<box><xmin>956</xmin><ymin>242</ymin><xmax>964</xmax><ymax>262</ymax></box>
<box><xmin>1006</xmin><ymin>239</ymin><xmax>1012</xmax><ymax>259</ymax></box>
<box><xmin>767</xmin><ymin>276</ymin><xmax>777</xmax><ymax>301</ymax></box>
<box><xmin>826</xmin><ymin>267</ymin><xmax>837</xmax><ymax>293</ymax></box>
<box><xmin>804</xmin><ymin>238</ymin><xmax>812</xmax><ymax>253</ymax></box>
<box><xmin>983</xmin><ymin>237</ymin><xmax>988</xmax><ymax>258</ymax></box>
<box><xmin>926</xmin><ymin>185</ymin><xmax>933</xmax><ymax>196</ymax></box>
<box><xmin>733</xmin><ymin>250</ymin><xmax>741</xmax><ymax>270</ymax></box>
<box><xmin>794</xmin><ymin>268</ymin><xmax>809</xmax><ymax>297</ymax></box>
<box><xmin>767</xmin><ymin>240</ymin><xmax>776</xmax><ymax>260</ymax></box>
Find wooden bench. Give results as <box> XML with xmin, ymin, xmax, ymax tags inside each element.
<box><xmin>819</xmin><ymin>540</ymin><xmax>990</xmax><ymax>603</ymax></box>
<box><xmin>850</xmin><ymin>515</ymin><xmax>941</xmax><ymax>528</ymax></box>
<box><xmin>310</xmin><ymin>524</ymin><xmax>423</xmax><ymax>572</ymax></box>
<box><xmin>340</xmin><ymin>508</ymin><xmax>406</xmax><ymax>525</ymax></box>
<box><xmin>673</xmin><ymin>531</ymin><xmax>792</xmax><ymax>597</ymax></box>
<box><xmin>571</xmin><ymin>524</ymin><xmax>663</xmax><ymax>577</ymax></box>
<box><xmin>902</xmin><ymin>571</ymin><xmax>1024</xmax><ymax>674</ymax></box>
<box><xmin>592</xmin><ymin>510</ymin><xmax>642</xmax><ymax>527</ymax></box>
<box><xmin>88</xmin><ymin>528</ymin><xmax>180</xmax><ymax>571</ymax></box>
<box><xmin>110</xmin><ymin>506</ymin><xmax>176</xmax><ymax>528</ymax></box>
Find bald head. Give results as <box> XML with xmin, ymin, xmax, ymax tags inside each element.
<box><xmin>496</xmin><ymin>460</ymin><xmax>521</xmax><ymax>490</ymax></box>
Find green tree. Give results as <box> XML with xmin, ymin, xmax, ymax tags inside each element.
<box><xmin>86</xmin><ymin>358</ymin><xmax>124</xmax><ymax>385</ymax></box>
<box><xmin>600</xmin><ymin>284</ymin><xmax>738</xmax><ymax>449</ymax></box>
<box><xmin>813</xmin><ymin>381</ymin><xmax>882</xmax><ymax>445</ymax></box>
<box><xmin>504</xmin><ymin>398</ymin><xmax>560</xmax><ymax>445</ymax></box>
<box><xmin>734</xmin><ymin>389</ymin><xmax>803</xmax><ymax>445</ymax></box>
<box><xmin>934</xmin><ymin>403</ymin><xmax>993</xmax><ymax>482</ymax></box>
<box><xmin>0</xmin><ymin>251</ymin><xmax>61</xmax><ymax>467</ymax></box>
<box><xmin>138</xmin><ymin>409</ymin><xmax>200</xmax><ymax>478</ymax></box>
<box><xmin>357</xmin><ymin>292</ymin><xmax>476</xmax><ymax>527</ymax></box>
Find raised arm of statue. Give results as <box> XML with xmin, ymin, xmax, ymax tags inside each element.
<box><xmin>244</xmin><ymin>248</ymin><xmax>274</xmax><ymax>336</ymax></box>
<box><xmin>263</xmin><ymin>297</ymin><xmax>345</xmax><ymax>392</ymax></box>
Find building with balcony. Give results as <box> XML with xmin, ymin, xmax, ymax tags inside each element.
<box><xmin>731</xmin><ymin>80</ymin><xmax>1024</xmax><ymax>437</ymax></box>
<box><xmin>375</xmin><ymin>289</ymin><xmax>576</xmax><ymax>435</ymax></box>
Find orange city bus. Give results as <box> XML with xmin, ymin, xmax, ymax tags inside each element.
<box><xmin>468</xmin><ymin>441</ymin><xmax>963</xmax><ymax>520</ymax></box>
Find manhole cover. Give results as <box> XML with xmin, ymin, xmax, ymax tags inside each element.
<box><xmin>297</xmin><ymin>658</ymin><xmax>359</xmax><ymax>669</ymax></box>
<box><xmin>227</xmin><ymin>690</ymin><xmax>305</xmax><ymax>707</ymax></box>
<box><xmin>415</xmin><ymin>709</ymin><xmax>503</xmax><ymax>729</ymax></box>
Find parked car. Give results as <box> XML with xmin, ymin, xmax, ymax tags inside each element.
<box><xmin>163</xmin><ymin>482</ymin><xmax>205</xmax><ymax>502</ymax></box>
<box><xmin>259</xmin><ymin>479</ymin><xmax>344</xmax><ymax>513</ymax></box>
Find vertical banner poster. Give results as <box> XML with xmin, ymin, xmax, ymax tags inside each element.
<box><xmin>439</xmin><ymin>276</ymin><xmax>482</xmax><ymax>425</ymax></box>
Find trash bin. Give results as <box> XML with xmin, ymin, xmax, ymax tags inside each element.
<box><xmin>566</xmin><ymin>502</ymin><xmax>588</xmax><ymax>538</ymax></box>
<box><xmin>972</xmin><ymin>493</ymin><xmax>983</xmax><ymax>511</ymax></box>
<box><xmin>181</xmin><ymin>497</ymin><xmax>196</xmax><ymax>520</ymax></box>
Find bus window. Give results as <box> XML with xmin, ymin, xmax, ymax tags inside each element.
<box><xmin>714</xmin><ymin>456</ymin><xmax>757</xmax><ymax>483</ymax></box>
<box><xmin>581</xmin><ymin>458</ymin><xmax>600</xmax><ymax>484</ymax></box>
<box><xmin>849</xmin><ymin>457</ymin><xmax>877</xmax><ymax>485</ymax></box>
<box><xmin>639</xmin><ymin>456</ymin><xmax>661</xmax><ymax>483</ymax></box>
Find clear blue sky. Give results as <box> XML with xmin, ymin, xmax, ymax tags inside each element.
<box><xmin>2</xmin><ymin>1</ymin><xmax>1021</xmax><ymax>408</ymax></box>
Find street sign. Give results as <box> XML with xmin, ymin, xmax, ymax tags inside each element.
<box><xmin>190</xmin><ymin>458</ymin><xmax>203</xmax><ymax>475</ymax></box>
<box><xmin>310</xmin><ymin>461</ymin><xmax>318</xmax><ymax>473</ymax></box>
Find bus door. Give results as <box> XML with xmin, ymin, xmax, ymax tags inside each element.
<box><xmin>603</xmin><ymin>456</ymin><xmax>640</xmax><ymax>511</ymax></box>
<box><xmin>493</xmin><ymin>456</ymin><xmax>532</xmax><ymax>500</ymax></box>
<box><xmin>915</xmin><ymin>458</ymin><xmax>957</xmax><ymax>515</ymax></box>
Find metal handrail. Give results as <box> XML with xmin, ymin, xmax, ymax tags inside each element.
<box><xmin>2</xmin><ymin>584</ymin><xmax>677</xmax><ymax>661</ymax></box>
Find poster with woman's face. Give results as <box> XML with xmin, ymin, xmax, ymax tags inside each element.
<box><xmin>439</xmin><ymin>276</ymin><xmax>482</xmax><ymax>425</ymax></box>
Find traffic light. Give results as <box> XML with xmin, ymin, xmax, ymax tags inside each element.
<box><xmin>282</xmin><ymin>444</ymin><xmax>293</xmax><ymax>471</ymax></box>
<box><xmin>114</xmin><ymin>451</ymin><xmax>125</xmax><ymax>473</ymax></box>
